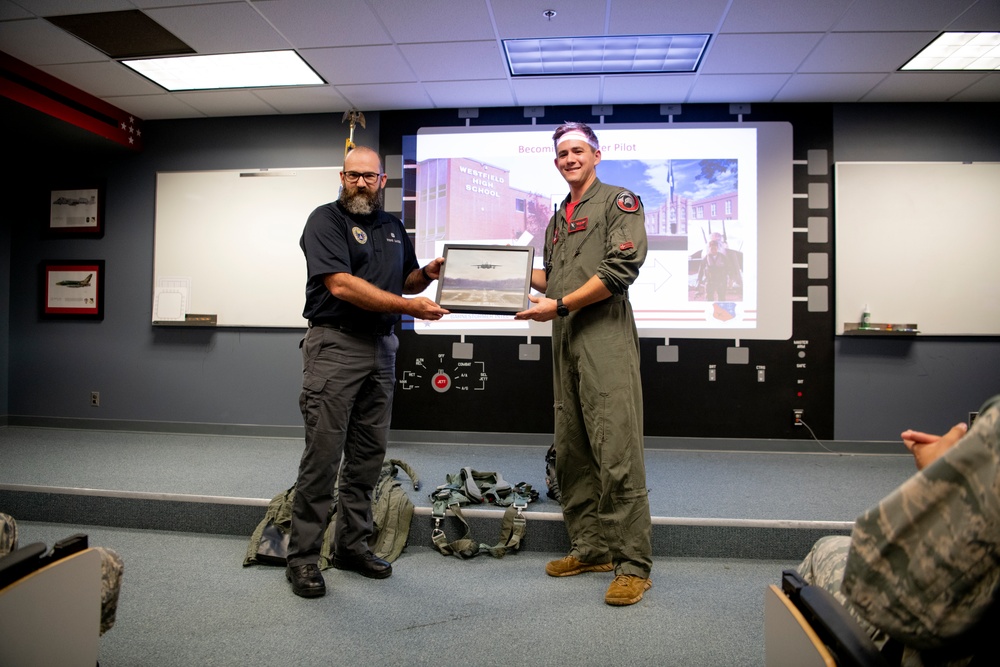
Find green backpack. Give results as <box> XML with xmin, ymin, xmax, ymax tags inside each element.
<box><xmin>243</xmin><ymin>458</ymin><xmax>419</xmax><ymax>567</ymax></box>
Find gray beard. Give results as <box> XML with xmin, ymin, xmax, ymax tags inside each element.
<box><xmin>341</xmin><ymin>189</ymin><xmax>382</xmax><ymax>216</ymax></box>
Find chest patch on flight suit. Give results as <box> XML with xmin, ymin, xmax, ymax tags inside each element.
<box><xmin>568</xmin><ymin>217</ymin><xmax>588</xmax><ymax>234</ymax></box>
<box><xmin>352</xmin><ymin>226</ymin><xmax>368</xmax><ymax>244</ymax></box>
<box><xmin>615</xmin><ymin>191</ymin><xmax>640</xmax><ymax>213</ymax></box>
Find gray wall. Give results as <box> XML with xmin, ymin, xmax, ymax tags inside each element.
<box><xmin>6</xmin><ymin>113</ymin><xmax>369</xmax><ymax>431</ymax></box>
<box><xmin>831</xmin><ymin>103</ymin><xmax>1000</xmax><ymax>440</ymax></box>
<box><xmin>2</xmin><ymin>103</ymin><xmax>997</xmax><ymax>440</ymax></box>
<box><xmin>0</xmin><ymin>190</ymin><xmax>9</xmax><ymax>420</ymax></box>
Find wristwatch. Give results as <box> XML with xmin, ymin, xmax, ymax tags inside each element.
<box><xmin>556</xmin><ymin>298</ymin><xmax>569</xmax><ymax>317</ymax></box>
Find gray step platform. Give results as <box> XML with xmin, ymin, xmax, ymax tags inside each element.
<box><xmin>0</xmin><ymin>427</ymin><xmax>915</xmax><ymax>560</ymax></box>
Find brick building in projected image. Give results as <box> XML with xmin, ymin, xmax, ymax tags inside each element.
<box><xmin>415</xmin><ymin>157</ymin><xmax>551</xmax><ymax>258</ymax></box>
<box><xmin>414</xmin><ymin>156</ymin><xmax>739</xmax><ymax>256</ymax></box>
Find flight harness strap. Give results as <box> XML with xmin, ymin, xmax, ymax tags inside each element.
<box><xmin>429</xmin><ymin>467</ymin><xmax>537</xmax><ymax>559</ymax></box>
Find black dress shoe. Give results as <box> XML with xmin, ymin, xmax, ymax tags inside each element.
<box><xmin>286</xmin><ymin>563</ymin><xmax>326</xmax><ymax>598</ymax></box>
<box><xmin>332</xmin><ymin>551</ymin><xmax>393</xmax><ymax>579</ymax></box>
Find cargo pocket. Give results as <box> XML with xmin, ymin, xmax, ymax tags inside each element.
<box><xmin>299</xmin><ymin>373</ymin><xmax>328</xmax><ymax>427</ymax></box>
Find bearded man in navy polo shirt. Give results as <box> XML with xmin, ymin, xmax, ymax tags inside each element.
<box><xmin>286</xmin><ymin>146</ymin><xmax>448</xmax><ymax>598</ymax></box>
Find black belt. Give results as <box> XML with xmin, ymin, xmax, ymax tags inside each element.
<box><xmin>308</xmin><ymin>319</ymin><xmax>394</xmax><ymax>336</ymax></box>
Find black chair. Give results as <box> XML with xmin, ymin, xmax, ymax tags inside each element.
<box><xmin>765</xmin><ymin>569</ymin><xmax>891</xmax><ymax>667</ymax></box>
<box><xmin>0</xmin><ymin>533</ymin><xmax>102</xmax><ymax>667</ymax></box>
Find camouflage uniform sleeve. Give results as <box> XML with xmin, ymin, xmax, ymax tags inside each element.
<box><xmin>797</xmin><ymin>535</ymin><xmax>889</xmax><ymax>648</ymax></box>
<box><xmin>0</xmin><ymin>513</ymin><xmax>17</xmax><ymax>557</ymax></box>
<box><xmin>95</xmin><ymin>546</ymin><xmax>124</xmax><ymax>636</ymax></box>
<box><xmin>842</xmin><ymin>397</ymin><xmax>1000</xmax><ymax>650</ymax></box>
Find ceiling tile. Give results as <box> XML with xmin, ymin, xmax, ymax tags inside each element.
<box><xmin>253</xmin><ymin>85</ymin><xmax>353</xmax><ymax>115</ymax></box>
<box><xmin>687</xmin><ymin>73</ymin><xmax>791</xmax><ymax>102</ymax></box>
<box><xmin>949</xmin><ymin>72</ymin><xmax>1000</xmax><ymax>102</ymax></box>
<box><xmin>491</xmin><ymin>0</ymin><xmax>607</xmax><ymax>40</ymax></box>
<box><xmin>369</xmin><ymin>0</ymin><xmax>494</xmax><ymax>42</ymax></box>
<box><xmin>510</xmin><ymin>76</ymin><xmax>603</xmax><ymax>106</ymax></box>
<box><xmin>9</xmin><ymin>0</ymin><xmax>134</xmax><ymax>16</ymax></box>
<box><xmin>947</xmin><ymin>0</ymin><xmax>1000</xmax><ymax>31</ymax></box>
<box><xmin>252</xmin><ymin>0</ymin><xmax>390</xmax><ymax>48</ymax></box>
<box><xmin>145</xmin><ymin>3</ymin><xmax>289</xmax><ymax>54</ymax></box>
<box><xmin>861</xmin><ymin>70</ymin><xmax>996</xmax><ymax>102</ymax></box>
<box><xmin>833</xmin><ymin>0</ymin><xmax>973</xmax><ymax>31</ymax></box>
<box><xmin>171</xmin><ymin>89</ymin><xmax>280</xmax><ymax>116</ymax></box>
<box><xmin>0</xmin><ymin>17</ymin><xmax>108</xmax><ymax>64</ymax></box>
<box><xmin>302</xmin><ymin>46</ymin><xmax>417</xmax><ymax>86</ymax></box>
<box><xmin>609</xmin><ymin>0</ymin><xmax>730</xmax><ymax>34</ymax></box>
<box><xmin>39</xmin><ymin>60</ymin><xmax>164</xmax><ymax>96</ymax></box>
<box><xmin>802</xmin><ymin>32</ymin><xmax>940</xmax><ymax>72</ymax></box>
<box><xmin>773</xmin><ymin>72</ymin><xmax>886</xmax><ymax>102</ymax></box>
<box><xmin>45</xmin><ymin>10</ymin><xmax>194</xmax><ymax>58</ymax></box>
<box><xmin>700</xmin><ymin>33</ymin><xmax>824</xmax><ymax>74</ymax></box>
<box><xmin>0</xmin><ymin>1</ymin><xmax>33</xmax><ymax>20</ymax></box>
<box><xmin>399</xmin><ymin>41</ymin><xmax>508</xmax><ymax>81</ymax></box>
<box><xmin>335</xmin><ymin>82</ymin><xmax>434</xmax><ymax>110</ymax></box>
<box><xmin>423</xmin><ymin>79</ymin><xmax>515</xmax><ymax>108</ymax></box>
<box><xmin>720</xmin><ymin>0</ymin><xmax>847</xmax><ymax>32</ymax></box>
<box><xmin>102</xmin><ymin>93</ymin><xmax>205</xmax><ymax>119</ymax></box>
<box><xmin>601</xmin><ymin>73</ymin><xmax>696</xmax><ymax>104</ymax></box>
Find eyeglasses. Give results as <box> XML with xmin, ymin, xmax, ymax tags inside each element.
<box><xmin>343</xmin><ymin>171</ymin><xmax>382</xmax><ymax>184</ymax></box>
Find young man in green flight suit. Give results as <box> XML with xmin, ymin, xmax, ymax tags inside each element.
<box><xmin>516</xmin><ymin>121</ymin><xmax>653</xmax><ymax>606</ymax></box>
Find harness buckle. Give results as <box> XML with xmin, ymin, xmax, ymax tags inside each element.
<box><xmin>432</xmin><ymin>516</ymin><xmax>445</xmax><ymax>540</ymax></box>
<box><xmin>513</xmin><ymin>497</ymin><xmax>528</xmax><ymax>517</ymax></box>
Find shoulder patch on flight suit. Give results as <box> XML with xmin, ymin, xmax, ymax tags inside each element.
<box><xmin>615</xmin><ymin>190</ymin><xmax>640</xmax><ymax>213</ymax></box>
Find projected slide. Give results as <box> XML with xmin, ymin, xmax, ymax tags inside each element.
<box><xmin>410</xmin><ymin>122</ymin><xmax>792</xmax><ymax>340</ymax></box>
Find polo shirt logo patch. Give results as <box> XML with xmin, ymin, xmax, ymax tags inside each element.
<box><xmin>352</xmin><ymin>227</ymin><xmax>368</xmax><ymax>244</ymax></box>
<box><xmin>616</xmin><ymin>191</ymin><xmax>640</xmax><ymax>212</ymax></box>
<box><xmin>568</xmin><ymin>217</ymin><xmax>588</xmax><ymax>233</ymax></box>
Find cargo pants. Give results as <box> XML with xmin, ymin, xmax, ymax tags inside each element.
<box><xmin>287</xmin><ymin>325</ymin><xmax>398</xmax><ymax>567</ymax></box>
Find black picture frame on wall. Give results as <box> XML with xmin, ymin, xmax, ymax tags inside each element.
<box><xmin>40</xmin><ymin>259</ymin><xmax>105</xmax><ymax>320</ymax></box>
<box><xmin>48</xmin><ymin>183</ymin><xmax>104</xmax><ymax>238</ymax></box>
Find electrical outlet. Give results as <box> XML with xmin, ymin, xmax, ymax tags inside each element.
<box><xmin>90</xmin><ymin>391</ymin><xmax>100</xmax><ymax>407</ymax></box>
<box><xmin>793</xmin><ymin>409</ymin><xmax>804</xmax><ymax>426</ymax></box>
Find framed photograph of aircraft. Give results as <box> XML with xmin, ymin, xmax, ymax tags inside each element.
<box><xmin>48</xmin><ymin>183</ymin><xmax>104</xmax><ymax>238</ymax></box>
<box><xmin>41</xmin><ymin>260</ymin><xmax>105</xmax><ymax>320</ymax></box>
<box><xmin>435</xmin><ymin>244</ymin><xmax>535</xmax><ymax>315</ymax></box>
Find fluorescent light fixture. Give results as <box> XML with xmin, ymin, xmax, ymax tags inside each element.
<box><xmin>121</xmin><ymin>50</ymin><xmax>325</xmax><ymax>90</ymax></box>
<box><xmin>901</xmin><ymin>32</ymin><xmax>1000</xmax><ymax>71</ymax></box>
<box><xmin>503</xmin><ymin>34</ymin><xmax>710</xmax><ymax>76</ymax></box>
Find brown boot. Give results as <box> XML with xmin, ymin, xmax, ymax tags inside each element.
<box><xmin>604</xmin><ymin>574</ymin><xmax>652</xmax><ymax>606</ymax></box>
<box><xmin>545</xmin><ymin>555</ymin><xmax>614</xmax><ymax>577</ymax></box>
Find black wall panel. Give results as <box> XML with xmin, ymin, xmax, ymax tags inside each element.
<box><xmin>385</xmin><ymin>104</ymin><xmax>835</xmax><ymax>439</ymax></box>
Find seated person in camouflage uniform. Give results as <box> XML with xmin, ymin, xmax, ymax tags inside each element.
<box><xmin>797</xmin><ymin>394</ymin><xmax>1000</xmax><ymax>666</ymax></box>
<box><xmin>0</xmin><ymin>514</ymin><xmax>123</xmax><ymax>635</ymax></box>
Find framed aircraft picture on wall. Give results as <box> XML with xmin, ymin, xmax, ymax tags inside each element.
<box><xmin>48</xmin><ymin>183</ymin><xmax>104</xmax><ymax>238</ymax></box>
<box><xmin>435</xmin><ymin>244</ymin><xmax>535</xmax><ymax>315</ymax></box>
<box><xmin>40</xmin><ymin>260</ymin><xmax>105</xmax><ymax>320</ymax></box>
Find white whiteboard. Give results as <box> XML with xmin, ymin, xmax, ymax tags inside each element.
<box><xmin>834</xmin><ymin>162</ymin><xmax>1000</xmax><ymax>336</ymax></box>
<box><xmin>153</xmin><ymin>167</ymin><xmax>341</xmax><ymax>327</ymax></box>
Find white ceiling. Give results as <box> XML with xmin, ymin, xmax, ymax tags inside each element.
<box><xmin>1</xmin><ymin>0</ymin><xmax>999</xmax><ymax>121</ymax></box>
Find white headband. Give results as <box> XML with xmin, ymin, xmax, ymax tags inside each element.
<box><xmin>556</xmin><ymin>129</ymin><xmax>597</xmax><ymax>148</ymax></box>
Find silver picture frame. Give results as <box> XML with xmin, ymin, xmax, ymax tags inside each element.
<box><xmin>435</xmin><ymin>244</ymin><xmax>535</xmax><ymax>315</ymax></box>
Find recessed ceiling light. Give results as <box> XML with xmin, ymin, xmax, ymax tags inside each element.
<box><xmin>901</xmin><ymin>32</ymin><xmax>1000</xmax><ymax>71</ymax></box>
<box><xmin>503</xmin><ymin>34</ymin><xmax>710</xmax><ymax>76</ymax></box>
<box><xmin>121</xmin><ymin>50</ymin><xmax>325</xmax><ymax>91</ymax></box>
